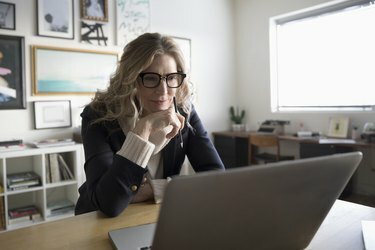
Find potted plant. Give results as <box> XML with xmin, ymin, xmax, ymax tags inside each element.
<box><xmin>230</xmin><ymin>106</ymin><xmax>246</xmax><ymax>131</ymax></box>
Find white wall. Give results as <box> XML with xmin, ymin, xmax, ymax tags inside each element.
<box><xmin>0</xmin><ymin>0</ymin><xmax>235</xmax><ymax>142</ymax></box>
<box><xmin>234</xmin><ymin>0</ymin><xmax>375</xmax><ymax>135</ymax></box>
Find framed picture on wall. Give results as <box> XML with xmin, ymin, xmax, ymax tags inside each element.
<box><xmin>116</xmin><ymin>0</ymin><xmax>150</xmax><ymax>47</ymax></box>
<box><xmin>32</xmin><ymin>45</ymin><xmax>118</xmax><ymax>95</ymax></box>
<box><xmin>33</xmin><ymin>100</ymin><xmax>72</xmax><ymax>129</ymax></box>
<box><xmin>172</xmin><ymin>36</ymin><xmax>192</xmax><ymax>72</ymax></box>
<box><xmin>327</xmin><ymin>117</ymin><xmax>349</xmax><ymax>138</ymax></box>
<box><xmin>0</xmin><ymin>35</ymin><xmax>25</xmax><ymax>109</ymax></box>
<box><xmin>81</xmin><ymin>0</ymin><xmax>108</xmax><ymax>22</ymax></box>
<box><xmin>37</xmin><ymin>0</ymin><xmax>74</xmax><ymax>39</ymax></box>
<box><xmin>0</xmin><ymin>1</ymin><xmax>15</xmax><ymax>30</ymax></box>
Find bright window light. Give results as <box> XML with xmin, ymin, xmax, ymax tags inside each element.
<box><xmin>269</xmin><ymin>0</ymin><xmax>375</xmax><ymax>112</ymax></box>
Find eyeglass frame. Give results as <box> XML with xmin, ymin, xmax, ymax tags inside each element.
<box><xmin>138</xmin><ymin>72</ymin><xmax>187</xmax><ymax>88</ymax></box>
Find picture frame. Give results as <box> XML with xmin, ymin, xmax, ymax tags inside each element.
<box><xmin>81</xmin><ymin>0</ymin><xmax>108</xmax><ymax>22</ymax></box>
<box><xmin>172</xmin><ymin>36</ymin><xmax>192</xmax><ymax>72</ymax></box>
<box><xmin>327</xmin><ymin>117</ymin><xmax>349</xmax><ymax>138</ymax></box>
<box><xmin>33</xmin><ymin>101</ymin><xmax>72</xmax><ymax>129</ymax></box>
<box><xmin>31</xmin><ymin>45</ymin><xmax>118</xmax><ymax>95</ymax></box>
<box><xmin>0</xmin><ymin>1</ymin><xmax>15</xmax><ymax>30</ymax></box>
<box><xmin>37</xmin><ymin>0</ymin><xmax>74</xmax><ymax>39</ymax></box>
<box><xmin>116</xmin><ymin>0</ymin><xmax>150</xmax><ymax>47</ymax></box>
<box><xmin>0</xmin><ymin>35</ymin><xmax>25</xmax><ymax>109</ymax></box>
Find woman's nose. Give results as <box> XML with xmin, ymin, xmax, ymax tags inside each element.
<box><xmin>155</xmin><ymin>78</ymin><xmax>168</xmax><ymax>93</ymax></box>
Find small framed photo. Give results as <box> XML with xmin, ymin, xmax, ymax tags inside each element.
<box><xmin>33</xmin><ymin>101</ymin><xmax>72</xmax><ymax>129</ymax></box>
<box><xmin>81</xmin><ymin>0</ymin><xmax>108</xmax><ymax>22</ymax></box>
<box><xmin>37</xmin><ymin>0</ymin><xmax>74</xmax><ymax>39</ymax></box>
<box><xmin>327</xmin><ymin>117</ymin><xmax>349</xmax><ymax>138</ymax></box>
<box><xmin>0</xmin><ymin>1</ymin><xmax>15</xmax><ymax>30</ymax></box>
<box><xmin>172</xmin><ymin>36</ymin><xmax>191</xmax><ymax>72</ymax></box>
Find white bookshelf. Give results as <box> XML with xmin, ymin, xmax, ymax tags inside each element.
<box><xmin>0</xmin><ymin>144</ymin><xmax>84</xmax><ymax>232</ymax></box>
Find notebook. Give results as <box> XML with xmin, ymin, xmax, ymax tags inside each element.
<box><xmin>109</xmin><ymin>152</ymin><xmax>362</xmax><ymax>250</ymax></box>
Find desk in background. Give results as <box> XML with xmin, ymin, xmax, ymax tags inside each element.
<box><xmin>0</xmin><ymin>200</ymin><xmax>373</xmax><ymax>249</ymax></box>
<box><xmin>212</xmin><ymin>131</ymin><xmax>372</xmax><ymax>168</ymax></box>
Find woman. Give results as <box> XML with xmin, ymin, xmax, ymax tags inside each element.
<box><xmin>75</xmin><ymin>33</ymin><xmax>224</xmax><ymax>217</ymax></box>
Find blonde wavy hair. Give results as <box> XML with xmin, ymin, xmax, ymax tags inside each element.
<box><xmin>90</xmin><ymin>32</ymin><xmax>192</xmax><ymax>124</ymax></box>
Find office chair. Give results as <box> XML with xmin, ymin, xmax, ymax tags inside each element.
<box><xmin>248</xmin><ymin>134</ymin><xmax>294</xmax><ymax>165</ymax></box>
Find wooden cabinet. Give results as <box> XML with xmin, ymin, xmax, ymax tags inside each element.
<box><xmin>0</xmin><ymin>144</ymin><xmax>84</xmax><ymax>231</ymax></box>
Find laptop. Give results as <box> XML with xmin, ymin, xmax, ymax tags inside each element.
<box><xmin>109</xmin><ymin>152</ymin><xmax>362</xmax><ymax>250</ymax></box>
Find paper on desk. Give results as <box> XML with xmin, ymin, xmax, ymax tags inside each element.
<box><xmin>362</xmin><ymin>220</ymin><xmax>375</xmax><ymax>250</ymax></box>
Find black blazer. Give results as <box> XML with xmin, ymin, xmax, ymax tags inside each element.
<box><xmin>75</xmin><ymin>105</ymin><xmax>224</xmax><ymax>217</ymax></box>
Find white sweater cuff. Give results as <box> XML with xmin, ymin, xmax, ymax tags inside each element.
<box><xmin>117</xmin><ymin>131</ymin><xmax>155</xmax><ymax>168</ymax></box>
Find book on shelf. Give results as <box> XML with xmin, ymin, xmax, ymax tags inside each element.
<box><xmin>46</xmin><ymin>199</ymin><xmax>75</xmax><ymax>217</ymax></box>
<box><xmin>0</xmin><ymin>143</ymin><xmax>26</xmax><ymax>152</ymax></box>
<box><xmin>8</xmin><ymin>205</ymin><xmax>39</xmax><ymax>218</ymax></box>
<box><xmin>8</xmin><ymin>214</ymin><xmax>31</xmax><ymax>225</ymax></box>
<box><xmin>8</xmin><ymin>205</ymin><xmax>41</xmax><ymax>225</ymax></box>
<box><xmin>46</xmin><ymin>153</ymin><xmax>74</xmax><ymax>183</ymax></box>
<box><xmin>49</xmin><ymin>153</ymin><xmax>61</xmax><ymax>183</ymax></box>
<box><xmin>7</xmin><ymin>172</ymin><xmax>41</xmax><ymax>191</ymax></box>
<box><xmin>0</xmin><ymin>198</ymin><xmax>5</xmax><ymax>230</ymax></box>
<box><xmin>31</xmin><ymin>138</ymin><xmax>75</xmax><ymax>148</ymax></box>
<box><xmin>0</xmin><ymin>139</ymin><xmax>23</xmax><ymax>147</ymax></box>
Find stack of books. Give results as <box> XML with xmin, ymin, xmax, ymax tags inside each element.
<box><xmin>46</xmin><ymin>200</ymin><xmax>75</xmax><ymax>217</ymax></box>
<box><xmin>7</xmin><ymin>172</ymin><xmax>41</xmax><ymax>191</ymax></box>
<box><xmin>31</xmin><ymin>138</ymin><xmax>75</xmax><ymax>148</ymax></box>
<box><xmin>8</xmin><ymin>205</ymin><xmax>41</xmax><ymax>225</ymax></box>
<box><xmin>0</xmin><ymin>139</ymin><xmax>25</xmax><ymax>152</ymax></box>
<box><xmin>45</xmin><ymin>153</ymin><xmax>74</xmax><ymax>183</ymax></box>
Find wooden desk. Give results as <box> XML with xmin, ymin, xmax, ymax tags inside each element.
<box><xmin>0</xmin><ymin>202</ymin><xmax>160</xmax><ymax>250</ymax></box>
<box><xmin>0</xmin><ymin>200</ymin><xmax>373</xmax><ymax>249</ymax></box>
<box><xmin>212</xmin><ymin>131</ymin><xmax>373</xmax><ymax>168</ymax></box>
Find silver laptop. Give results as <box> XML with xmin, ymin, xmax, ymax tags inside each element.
<box><xmin>109</xmin><ymin>152</ymin><xmax>362</xmax><ymax>250</ymax></box>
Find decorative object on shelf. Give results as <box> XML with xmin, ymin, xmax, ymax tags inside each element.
<box><xmin>230</xmin><ymin>106</ymin><xmax>245</xmax><ymax>131</ymax></box>
<box><xmin>116</xmin><ymin>0</ymin><xmax>150</xmax><ymax>47</ymax></box>
<box><xmin>31</xmin><ymin>45</ymin><xmax>118</xmax><ymax>95</ymax></box>
<box><xmin>31</xmin><ymin>138</ymin><xmax>75</xmax><ymax>148</ymax></box>
<box><xmin>81</xmin><ymin>0</ymin><xmax>108</xmax><ymax>22</ymax></box>
<box><xmin>361</xmin><ymin>122</ymin><xmax>375</xmax><ymax>142</ymax></box>
<box><xmin>0</xmin><ymin>35</ymin><xmax>25</xmax><ymax>109</ymax></box>
<box><xmin>327</xmin><ymin>117</ymin><xmax>349</xmax><ymax>138</ymax></box>
<box><xmin>0</xmin><ymin>1</ymin><xmax>15</xmax><ymax>30</ymax></box>
<box><xmin>33</xmin><ymin>101</ymin><xmax>72</xmax><ymax>129</ymax></box>
<box><xmin>36</xmin><ymin>0</ymin><xmax>74</xmax><ymax>39</ymax></box>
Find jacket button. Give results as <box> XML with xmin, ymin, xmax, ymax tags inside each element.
<box><xmin>131</xmin><ymin>185</ymin><xmax>138</xmax><ymax>192</ymax></box>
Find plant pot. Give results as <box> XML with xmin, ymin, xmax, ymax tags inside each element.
<box><xmin>232</xmin><ymin>124</ymin><xmax>245</xmax><ymax>131</ymax></box>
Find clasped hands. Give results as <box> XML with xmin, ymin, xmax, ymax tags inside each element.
<box><xmin>132</xmin><ymin>107</ymin><xmax>185</xmax><ymax>141</ymax></box>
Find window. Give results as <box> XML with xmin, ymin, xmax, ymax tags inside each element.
<box><xmin>269</xmin><ymin>0</ymin><xmax>375</xmax><ymax>112</ymax></box>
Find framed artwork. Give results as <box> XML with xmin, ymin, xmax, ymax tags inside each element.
<box><xmin>37</xmin><ymin>0</ymin><xmax>74</xmax><ymax>39</ymax></box>
<box><xmin>33</xmin><ymin>101</ymin><xmax>72</xmax><ymax>129</ymax></box>
<box><xmin>116</xmin><ymin>0</ymin><xmax>150</xmax><ymax>47</ymax></box>
<box><xmin>81</xmin><ymin>0</ymin><xmax>108</xmax><ymax>22</ymax></box>
<box><xmin>173</xmin><ymin>36</ymin><xmax>192</xmax><ymax>72</ymax></box>
<box><xmin>327</xmin><ymin>117</ymin><xmax>349</xmax><ymax>138</ymax></box>
<box><xmin>0</xmin><ymin>1</ymin><xmax>15</xmax><ymax>30</ymax></box>
<box><xmin>32</xmin><ymin>45</ymin><xmax>118</xmax><ymax>95</ymax></box>
<box><xmin>0</xmin><ymin>35</ymin><xmax>25</xmax><ymax>109</ymax></box>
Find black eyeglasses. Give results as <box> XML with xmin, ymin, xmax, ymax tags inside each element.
<box><xmin>138</xmin><ymin>72</ymin><xmax>186</xmax><ymax>88</ymax></box>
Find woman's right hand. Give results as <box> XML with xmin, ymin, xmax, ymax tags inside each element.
<box><xmin>132</xmin><ymin>107</ymin><xmax>185</xmax><ymax>141</ymax></box>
